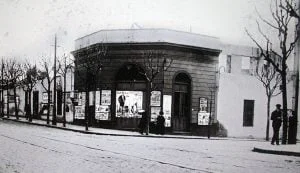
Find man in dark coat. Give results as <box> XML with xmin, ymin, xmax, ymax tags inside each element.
<box><xmin>288</xmin><ymin>109</ymin><xmax>297</xmax><ymax>144</ymax></box>
<box><xmin>271</xmin><ymin>104</ymin><xmax>282</xmax><ymax>145</ymax></box>
<box><xmin>156</xmin><ymin>111</ymin><xmax>165</xmax><ymax>135</ymax></box>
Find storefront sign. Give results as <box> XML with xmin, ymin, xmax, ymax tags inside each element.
<box><xmin>163</xmin><ymin>95</ymin><xmax>172</xmax><ymax>127</ymax></box>
<box><xmin>75</xmin><ymin>106</ymin><xmax>85</xmax><ymax>119</ymax></box>
<box><xmin>199</xmin><ymin>97</ymin><xmax>208</xmax><ymax>112</ymax></box>
<box><xmin>95</xmin><ymin>105</ymin><xmax>111</xmax><ymax>120</ymax></box>
<box><xmin>116</xmin><ymin>91</ymin><xmax>143</xmax><ymax>118</ymax></box>
<box><xmin>151</xmin><ymin>91</ymin><xmax>161</xmax><ymax>106</ymax></box>
<box><xmin>101</xmin><ymin>90</ymin><xmax>111</xmax><ymax>105</ymax></box>
<box><xmin>151</xmin><ymin>106</ymin><xmax>161</xmax><ymax>122</ymax></box>
<box><xmin>198</xmin><ymin>112</ymin><xmax>210</xmax><ymax>125</ymax></box>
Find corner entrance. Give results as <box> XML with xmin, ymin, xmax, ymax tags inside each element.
<box><xmin>173</xmin><ymin>73</ymin><xmax>191</xmax><ymax>132</ymax></box>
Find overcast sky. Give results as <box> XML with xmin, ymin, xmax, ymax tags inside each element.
<box><xmin>0</xmin><ymin>0</ymin><xmax>282</xmax><ymax>61</ymax></box>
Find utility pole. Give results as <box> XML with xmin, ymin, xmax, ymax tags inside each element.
<box><xmin>63</xmin><ymin>55</ymin><xmax>67</xmax><ymax>127</ymax></box>
<box><xmin>0</xmin><ymin>59</ymin><xmax>3</xmax><ymax>117</ymax></box>
<box><xmin>52</xmin><ymin>35</ymin><xmax>57</xmax><ymax>125</ymax></box>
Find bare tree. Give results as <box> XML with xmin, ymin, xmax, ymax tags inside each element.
<box><xmin>0</xmin><ymin>59</ymin><xmax>5</xmax><ymax>117</ymax></box>
<box><xmin>39</xmin><ymin>58</ymin><xmax>55</xmax><ymax>124</ymax></box>
<box><xmin>255</xmin><ymin>55</ymin><xmax>282</xmax><ymax>141</ymax></box>
<box><xmin>74</xmin><ymin>45</ymin><xmax>107</xmax><ymax>130</ymax></box>
<box><xmin>20</xmin><ymin>62</ymin><xmax>40</xmax><ymax>121</ymax></box>
<box><xmin>137</xmin><ymin>50</ymin><xmax>173</xmax><ymax>135</ymax></box>
<box><xmin>5</xmin><ymin>59</ymin><xmax>23</xmax><ymax>120</ymax></box>
<box><xmin>58</xmin><ymin>54</ymin><xmax>74</xmax><ymax>127</ymax></box>
<box><xmin>246</xmin><ymin>0</ymin><xmax>299</xmax><ymax>144</ymax></box>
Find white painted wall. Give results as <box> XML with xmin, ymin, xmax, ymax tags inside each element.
<box><xmin>217</xmin><ymin>44</ymin><xmax>294</xmax><ymax>138</ymax></box>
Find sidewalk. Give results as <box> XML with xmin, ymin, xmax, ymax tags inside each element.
<box><xmin>253</xmin><ymin>141</ymin><xmax>300</xmax><ymax>157</ymax></box>
<box><xmin>1</xmin><ymin>116</ymin><xmax>208</xmax><ymax>139</ymax></box>
<box><xmin>1</xmin><ymin>116</ymin><xmax>300</xmax><ymax>157</ymax></box>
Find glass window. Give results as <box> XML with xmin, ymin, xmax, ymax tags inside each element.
<box><xmin>243</xmin><ymin>100</ymin><xmax>254</xmax><ymax>127</ymax></box>
<box><xmin>241</xmin><ymin>56</ymin><xmax>251</xmax><ymax>70</ymax></box>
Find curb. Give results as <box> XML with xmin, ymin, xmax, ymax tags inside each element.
<box><xmin>253</xmin><ymin>147</ymin><xmax>300</xmax><ymax>157</ymax></box>
<box><xmin>2</xmin><ymin>117</ymin><xmax>210</xmax><ymax>140</ymax></box>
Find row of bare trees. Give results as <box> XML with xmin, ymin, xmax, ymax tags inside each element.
<box><xmin>0</xmin><ymin>56</ymin><xmax>73</xmax><ymax>125</ymax></box>
<box><xmin>247</xmin><ymin>0</ymin><xmax>299</xmax><ymax>144</ymax></box>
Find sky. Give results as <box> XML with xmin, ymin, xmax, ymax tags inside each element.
<box><xmin>0</xmin><ymin>0</ymin><xmax>288</xmax><ymax>62</ymax></box>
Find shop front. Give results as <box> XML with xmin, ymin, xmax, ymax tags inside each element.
<box><xmin>72</xmin><ymin>28</ymin><xmax>221</xmax><ymax>135</ymax></box>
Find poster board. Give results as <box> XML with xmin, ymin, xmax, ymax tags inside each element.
<box><xmin>199</xmin><ymin>97</ymin><xmax>208</xmax><ymax>112</ymax></box>
<box><xmin>198</xmin><ymin>112</ymin><xmax>210</xmax><ymax>125</ymax></box>
<box><xmin>95</xmin><ymin>105</ymin><xmax>111</xmax><ymax>120</ymax></box>
<box><xmin>101</xmin><ymin>90</ymin><xmax>111</xmax><ymax>105</ymax></box>
<box><xmin>163</xmin><ymin>95</ymin><xmax>172</xmax><ymax>127</ymax></box>
<box><xmin>116</xmin><ymin>91</ymin><xmax>143</xmax><ymax>117</ymax></box>
<box><xmin>150</xmin><ymin>91</ymin><xmax>161</xmax><ymax>106</ymax></box>
<box><xmin>75</xmin><ymin>106</ymin><xmax>85</xmax><ymax>119</ymax></box>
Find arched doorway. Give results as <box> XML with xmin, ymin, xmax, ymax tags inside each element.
<box><xmin>173</xmin><ymin>72</ymin><xmax>191</xmax><ymax>132</ymax></box>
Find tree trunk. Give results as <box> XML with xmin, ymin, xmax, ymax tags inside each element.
<box><xmin>63</xmin><ymin>72</ymin><xmax>67</xmax><ymax>127</ymax></box>
<box><xmin>145</xmin><ymin>81</ymin><xmax>151</xmax><ymax>135</ymax></box>
<box><xmin>85</xmin><ymin>72</ymin><xmax>90</xmax><ymax>131</ymax></box>
<box><xmin>28</xmin><ymin>90</ymin><xmax>32</xmax><ymax>122</ymax></box>
<box><xmin>46</xmin><ymin>89</ymin><xmax>50</xmax><ymax>124</ymax></box>
<box><xmin>6</xmin><ymin>86</ymin><xmax>9</xmax><ymax>118</ymax></box>
<box><xmin>13</xmin><ymin>87</ymin><xmax>18</xmax><ymax>120</ymax></box>
<box><xmin>281</xmin><ymin>72</ymin><xmax>288</xmax><ymax>144</ymax></box>
<box><xmin>85</xmin><ymin>89</ymin><xmax>89</xmax><ymax>131</ymax></box>
<box><xmin>266</xmin><ymin>96</ymin><xmax>271</xmax><ymax>141</ymax></box>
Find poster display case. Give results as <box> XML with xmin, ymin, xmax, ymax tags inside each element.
<box><xmin>163</xmin><ymin>95</ymin><xmax>172</xmax><ymax>127</ymax></box>
<box><xmin>116</xmin><ymin>91</ymin><xmax>143</xmax><ymax>118</ymax></box>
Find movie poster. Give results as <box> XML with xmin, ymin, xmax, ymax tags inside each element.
<box><xmin>95</xmin><ymin>105</ymin><xmax>110</xmax><ymax>120</ymax></box>
<box><xmin>199</xmin><ymin>97</ymin><xmax>208</xmax><ymax>112</ymax></box>
<box><xmin>198</xmin><ymin>112</ymin><xmax>210</xmax><ymax>125</ymax></box>
<box><xmin>150</xmin><ymin>91</ymin><xmax>161</xmax><ymax>106</ymax></box>
<box><xmin>101</xmin><ymin>90</ymin><xmax>111</xmax><ymax>105</ymax></box>
<box><xmin>163</xmin><ymin>95</ymin><xmax>172</xmax><ymax>127</ymax></box>
<box><xmin>75</xmin><ymin>106</ymin><xmax>85</xmax><ymax>119</ymax></box>
<box><xmin>95</xmin><ymin>91</ymin><xmax>101</xmax><ymax>105</ymax></box>
<box><xmin>116</xmin><ymin>91</ymin><xmax>143</xmax><ymax>117</ymax></box>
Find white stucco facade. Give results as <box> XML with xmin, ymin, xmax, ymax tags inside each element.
<box><xmin>217</xmin><ymin>44</ymin><xmax>294</xmax><ymax>138</ymax></box>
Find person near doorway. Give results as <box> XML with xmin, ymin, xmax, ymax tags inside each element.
<box><xmin>288</xmin><ymin>109</ymin><xmax>297</xmax><ymax>144</ymax></box>
<box><xmin>271</xmin><ymin>104</ymin><xmax>282</xmax><ymax>145</ymax></box>
<box><xmin>156</xmin><ymin>111</ymin><xmax>165</xmax><ymax>135</ymax></box>
<box><xmin>138</xmin><ymin>110</ymin><xmax>147</xmax><ymax>135</ymax></box>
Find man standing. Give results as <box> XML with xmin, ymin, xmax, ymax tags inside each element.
<box><xmin>271</xmin><ymin>104</ymin><xmax>282</xmax><ymax>145</ymax></box>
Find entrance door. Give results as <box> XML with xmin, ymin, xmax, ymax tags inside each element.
<box><xmin>173</xmin><ymin>91</ymin><xmax>190</xmax><ymax>131</ymax></box>
<box><xmin>173</xmin><ymin>73</ymin><xmax>191</xmax><ymax>132</ymax></box>
<box><xmin>33</xmin><ymin>91</ymin><xmax>39</xmax><ymax>119</ymax></box>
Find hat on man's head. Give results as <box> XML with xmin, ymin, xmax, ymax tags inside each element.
<box><xmin>276</xmin><ymin>104</ymin><xmax>281</xmax><ymax>108</ymax></box>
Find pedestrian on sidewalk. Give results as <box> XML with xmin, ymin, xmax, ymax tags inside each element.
<box><xmin>288</xmin><ymin>109</ymin><xmax>297</xmax><ymax>144</ymax></box>
<box><xmin>271</xmin><ymin>104</ymin><xmax>282</xmax><ymax>145</ymax></box>
<box><xmin>138</xmin><ymin>110</ymin><xmax>147</xmax><ymax>135</ymax></box>
<box><xmin>156</xmin><ymin>111</ymin><xmax>165</xmax><ymax>135</ymax></box>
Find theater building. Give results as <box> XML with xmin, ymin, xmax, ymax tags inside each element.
<box><xmin>72</xmin><ymin>29</ymin><xmax>221</xmax><ymax>135</ymax></box>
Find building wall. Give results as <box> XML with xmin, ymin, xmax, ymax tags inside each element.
<box><xmin>73</xmin><ymin>43</ymin><xmax>220</xmax><ymax>133</ymax></box>
<box><xmin>217</xmin><ymin>44</ymin><xmax>294</xmax><ymax>138</ymax></box>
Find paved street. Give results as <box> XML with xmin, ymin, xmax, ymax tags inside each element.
<box><xmin>0</xmin><ymin>120</ymin><xmax>299</xmax><ymax>173</ymax></box>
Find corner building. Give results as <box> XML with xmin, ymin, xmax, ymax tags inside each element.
<box><xmin>72</xmin><ymin>29</ymin><xmax>221</xmax><ymax>135</ymax></box>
